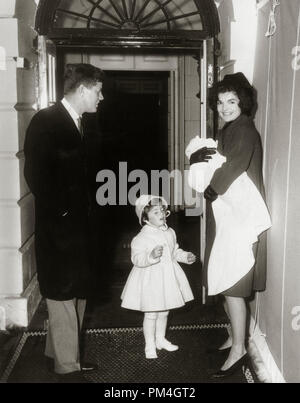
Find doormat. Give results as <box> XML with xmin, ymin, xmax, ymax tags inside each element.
<box><xmin>0</xmin><ymin>324</ymin><xmax>257</xmax><ymax>383</ymax></box>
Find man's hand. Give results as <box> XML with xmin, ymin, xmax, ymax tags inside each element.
<box><xmin>151</xmin><ymin>245</ymin><xmax>163</xmax><ymax>259</ymax></box>
<box><xmin>189</xmin><ymin>147</ymin><xmax>216</xmax><ymax>165</ymax></box>
<box><xmin>204</xmin><ymin>185</ymin><xmax>218</xmax><ymax>202</ymax></box>
<box><xmin>187</xmin><ymin>252</ymin><xmax>197</xmax><ymax>264</ymax></box>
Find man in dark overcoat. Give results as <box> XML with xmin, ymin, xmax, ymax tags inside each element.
<box><xmin>24</xmin><ymin>64</ymin><xmax>104</xmax><ymax>378</ymax></box>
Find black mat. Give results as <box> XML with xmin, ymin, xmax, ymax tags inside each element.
<box><xmin>1</xmin><ymin>324</ymin><xmax>257</xmax><ymax>383</ymax></box>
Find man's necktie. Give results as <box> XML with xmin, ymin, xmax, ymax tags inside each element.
<box><xmin>77</xmin><ymin>117</ymin><xmax>84</xmax><ymax>139</ymax></box>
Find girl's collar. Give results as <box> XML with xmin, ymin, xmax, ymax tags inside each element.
<box><xmin>144</xmin><ymin>222</ymin><xmax>169</xmax><ymax>231</ymax></box>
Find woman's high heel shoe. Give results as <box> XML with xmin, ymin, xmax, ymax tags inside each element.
<box><xmin>206</xmin><ymin>346</ymin><xmax>231</xmax><ymax>355</ymax></box>
<box><xmin>210</xmin><ymin>353</ymin><xmax>249</xmax><ymax>379</ymax></box>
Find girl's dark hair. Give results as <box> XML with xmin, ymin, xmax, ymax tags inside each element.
<box><xmin>141</xmin><ymin>198</ymin><xmax>167</xmax><ymax>226</ymax></box>
<box><xmin>63</xmin><ymin>63</ymin><xmax>105</xmax><ymax>95</ymax></box>
<box><xmin>208</xmin><ymin>73</ymin><xmax>257</xmax><ymax>117</ymax></box>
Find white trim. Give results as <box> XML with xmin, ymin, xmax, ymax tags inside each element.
<box><xmin>18</xmin><ymin>192</ymin><xmax>33</xmax><ymax>207</ymax></box>
<box><xmin>0</xmin><ymin>199</ymin><xmax>18</xmax><ymax>207</ymax></box>
<box><xmin>263</xmin><ymin>36</ymin><xmax>272</xmax><ymax>180</ymax></box>
<box><xmin>248</xmin><ymin>316</ymin><xmax>285</xmax><ymax>383</ymax></box>
<box><xmin>0</xmin><ymin>193</ymin><xmax>33</xmax><ymax>207</ymax></box>
<box><xmin>219</xmin><ymin>59</ymin><xmax>236</xmax><ymax>74</ymax></box>
<box><xmin>281</xmin><ymin>4</ymin><xmax>300</xmax><ymax>372</ymax></box>
<box><xmin>256</xmin><ymin>0</ymin><xmax>270</xmax><ymax>10</ymax></box>
<box><xmin>0</xmin><ymin>102</ymin><xmax>18</xmax><ymax>112</ymax></box>
<box><xmin>14</xmin><ymin>102</ymin><xmax>36</xmax><ymax>112</ymax></box>
<box><xmin>16</xmin><ymin>150</ymin><xmax>24</xmax><ymax>159</ymax></box>
<box><xmin>0</xmin><ymin>151</ymin><xmax>17</xmax><ymax>159</ymax></box>
<box><xmin>19</xmin><ymin>234</ymin><xmax>35</xmax><ymax>254</ymax></box>
<box><xmin>200</xmin><ymin>41</ymin><xmax>207</xmax><ymax>304</ymax></box>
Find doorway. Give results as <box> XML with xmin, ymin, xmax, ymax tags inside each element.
<box><xmin>85</xmin><ymin>71</ymin><xmax>169</xmax><ymax>295</ymax></box>
<box><xmin>98</xmin><ymin>70</ymin><xmax>169</xmax><ymax>178</ymax></box>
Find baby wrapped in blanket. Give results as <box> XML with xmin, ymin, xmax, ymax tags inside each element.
<box><xmin>186</xmin><ymin>136</ymin><xmax>271</xmax><ymax>295</ymax></box>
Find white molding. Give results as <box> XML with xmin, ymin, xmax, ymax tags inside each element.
<box><xmin>0</xmin><ymin>246</ymin><xmax>18</xmax><ymax>252</ymax></box>
<box><xmin>248</xmin><ymin>316</ymin><xmax>286</xmax><ymax>383</ymax></box>
<box><xmin>0</xmin><ymin>151</ymin><xmax>17</xmax><ymax>159</ymax></box>
<box><xmin>0</xmin><ymin>193</ymin><xmax>32</xmax><ymax>207</ymax></box>
<box><xmin>16</xmin><ymin>150</ymin><xmax>24</xmax><ymax>159</ymax></box>
<box><xmin>14</xmin><ymin>102</ymin><xmax>36</xmax><ymax>112</ymax></box>
<box><xmin>256</xmin><ymin>0</ymin><xmax>270</xmax><ymax>11</ymax></box>
<box><xmin>0</xmin><ymin>198</ymin><xmax>18</xmax><ymax>207</ymax></box>
<box><xmin>0</xmin><ymin>234</ymin><xmax>34</xmax><ymax>254</ymax></box>
<box><xmin>0</xmin><ymin>274</ymin><xmax>41</xmax><ymax>329</ymax></box>
<box><xmin>19</xmin><ymin>234</ymin><xmax>35</xmax><ymax>254</ymax></box>
<box><xmin>0</xmin><ymin>102</ymin><xmax>17</xmax><ymax>112</ymax></box>
<box><xmin>18</xmin><ymin>192</ymin><xmax>33</xmax><ymax>207</ymax></box>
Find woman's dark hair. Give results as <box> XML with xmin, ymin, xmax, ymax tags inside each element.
<box><xmin>208</xmin><ymin>72</ymin><xmax>257</xmax><ymax>117</ymax></box>
<box><xmin>141</xmin><ymin>198</ymin><xmax>167</xmax><ymax>226</ymax></box>
<box><xmin>63</xmin><ymin>63</ymin><xmax>105</xmax><ymax>95</ymax></box>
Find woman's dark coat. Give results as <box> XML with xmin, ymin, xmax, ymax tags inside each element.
<box><xmin>24</xmin><ymin>102</ymin><xmax>92</xmax><ymax>300</ymax></box>
<box><xmin>203</xmin><ymin>114</ymin><xmax>268</xmax><ymax>293</ymax></box>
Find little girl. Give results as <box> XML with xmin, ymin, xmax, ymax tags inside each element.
<box><xmin>121</xmin><ymin>195</ymin><xmax>196</xmax><ymax>359</ymax></box>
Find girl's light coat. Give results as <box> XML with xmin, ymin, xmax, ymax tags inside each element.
<box><xmin>121</xmin><ymin>225</ymin><xmax>194</xmax><ymax>312</ymax></box>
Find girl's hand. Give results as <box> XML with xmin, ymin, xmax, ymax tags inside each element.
<box><xmin>187</xmin><ymin>252</ymin><xmax>196</xmax><ymax>264</ymax></box>
<box><xmin>151</xmin><ymin>245</ymin><xmax>163</xmax><ymax>259</ymax></box>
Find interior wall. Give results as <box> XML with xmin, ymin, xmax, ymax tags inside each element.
<box><xmin>253</xmin><ymin>1</ymin><xmax>300</xmax><ymax>383</ymax></box>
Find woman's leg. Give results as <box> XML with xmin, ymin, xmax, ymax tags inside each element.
<box><xmin>143</xmin><ymin>312</ymin><xmax>158</xmax><ymax>359</ymax></box>
<box><xmin>219</xmin><ymin>299</ymin><xmax>233</xmax><ymax>350</ymax></box>
<box><xmin>221</xmin><ymin>296</ymin><xmax>247</xmax><ymax>370</ymax></box>
<box><xmin>155</xmin><ymin>311</ymin><xmax>178</xmax><ymax>351</ymax></box>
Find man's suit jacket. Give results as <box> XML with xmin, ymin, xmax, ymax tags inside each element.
<box><xmin>24</xmin><ymin>102</ymin><xmax>92</xmax><ymax>300</ymax></box>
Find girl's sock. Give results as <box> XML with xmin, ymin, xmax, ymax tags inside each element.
<box><xmin>155</xmin><ymin>311</ymin><xmax>178</xmax><ymax>351</ymax></box>
<box><xmin>143</xmin><ymin>312</ymin><xmax>158</xmax><ymax>359</ymax></box>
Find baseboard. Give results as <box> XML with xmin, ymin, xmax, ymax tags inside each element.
<box><xmin>248</xmin><ymin>316</ymin><xmax>285</xmax><ymax>383</ymax></box>
<box><xmin>22</xmin><ymin>273</ymin><xmax>42</xmax><ymax>326</ymax></box>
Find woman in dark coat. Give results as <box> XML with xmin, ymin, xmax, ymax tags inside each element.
<box><xmin>190</xmin><ymin>73</ymin><xmax>270</xmax><ymax>378</ymax></box>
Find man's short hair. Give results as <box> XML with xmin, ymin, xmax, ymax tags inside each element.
<box><xmin>63</xmin><ymin>63</ymin><xmax>105</xmax><ymax>95</ymax></box>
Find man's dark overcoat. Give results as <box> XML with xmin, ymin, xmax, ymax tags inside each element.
<box><xmin>24</xmin><ymin>102</ymin><xmax>92</xmax><ymax>300</ymax></box>
<box><xmin>203</xmin><ymin>114</ymin><xmax>268</xmax><ymax>293</ymax></box>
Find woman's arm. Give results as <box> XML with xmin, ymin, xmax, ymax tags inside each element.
<box><xmin>209</xmin><ymin>124</ymin><xmax>257</xmax><ymax>195</ymax></box>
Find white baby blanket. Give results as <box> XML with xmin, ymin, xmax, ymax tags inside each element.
<box><xmin>185</xmin><ymin>137</ymin><xmax>271</xmax><ymax>295</ymax></box>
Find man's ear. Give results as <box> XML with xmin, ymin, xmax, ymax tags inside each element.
<box><xmin>78</xmin><ymin>84</ymin><xmax>86</xmax><ymax>97</ymax></box>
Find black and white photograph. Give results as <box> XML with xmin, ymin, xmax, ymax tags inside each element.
<box><xmin>0</xmin><ymin>0</ymin><xmax>299</xmax><ymax>386</ymax></box>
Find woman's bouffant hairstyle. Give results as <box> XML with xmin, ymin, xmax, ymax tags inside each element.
<box><xmin>63</xmin><ymin>63</ymin><xmax>105</xmax><ymax>95</ymax></box>
<box><xmin>141</xmin><ymin>198</ymin><xmax>167</xmax><ymax>226</ymax></box>
<box><xmin>208</xmin><ymin>72</ymin><xmax>257</xmax><ymax>117</ymax></box>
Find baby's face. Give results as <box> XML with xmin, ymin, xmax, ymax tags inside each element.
<box><xmin>147</xmin><ymin>205</ymin><xmax>167</xmax><ymax>228</ymax></box>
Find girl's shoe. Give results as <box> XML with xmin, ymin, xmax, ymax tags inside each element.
<box><xmin>145</xmin><ymin>346</ymin><xmax>158</xmax><ymax>359</ymax></box>
<box><xmin>156</xmin><ymin>339</ymin><xmax>179</xmax><ymax>351</ymax></box>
